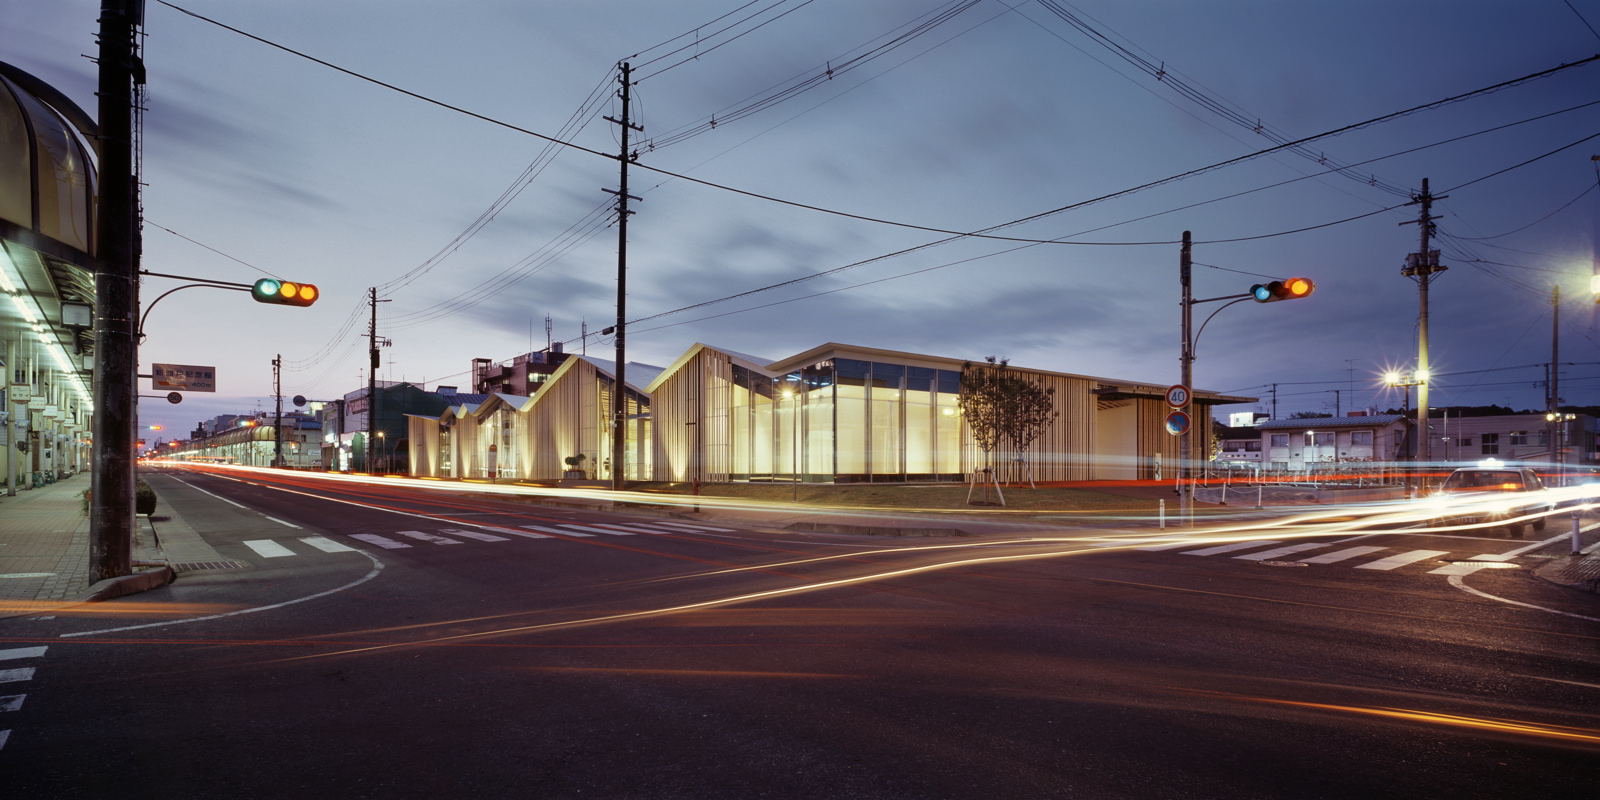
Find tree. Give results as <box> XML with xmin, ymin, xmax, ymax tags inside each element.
<box><xmin>960</xmin><ymin>357</ymin><xmax>1058</xmax><ymax>503</ymax></box>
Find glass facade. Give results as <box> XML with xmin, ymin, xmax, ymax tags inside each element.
<box><xmin>727</xmin><ymin>357</ymin><xmax>965</xmax><ymax>483</ymax></box>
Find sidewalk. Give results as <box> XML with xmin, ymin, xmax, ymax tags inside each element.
<box><xmin>0</xmin><ymin>474</ymin><xmax>222</xmax><ymax>617</ymax></box>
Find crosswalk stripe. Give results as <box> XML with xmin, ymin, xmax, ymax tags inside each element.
<box><xmin>350</xmin><ymin>533</ymin><xmax>412</xmax><ymax>550</ymax></box>
<box><xmin>396</xmin><ymin>530</ymin><xmax>465</xmax><ymax>545</ymax></box>
<box><xmin>548</xmin><ymin>524</ymin><xmax>636</xmax><ymax>537</ymax></box>
<box><xmin>1354</xmin><ymin>550</ymin><xmax>1448</xmax><ymax>570</ymax></box>
<box><xmin>475</xmin><ymin>526</ymin><xmax>550</xmax><ymax>540</ymax></box>
<box><xmin>1428</xmin><ymin>561</ymin><xmax>1496</xmax><ymax>576</ymax></box>
<box><xmin>300</xmin><ymin>537</ymin><xmax>356</xmax><ymax>553</ymax></box>
<box><xmin>1182</xmin><ymin>541</ymin><xmax>1281</xmax><ymax>556</ymax></box>
<box><xmin>1234</xmin><ymin>543</ymin><xmax>1328</xmax><ymax>561</ymax></box>
<box><xmin>0</xmin><ymin>668</ymin><xmax>36</xmax><ymax>684</ymax></box>
<box><xmin>1300</xmin><ymin>546</ymin><xmax>1387</xmax><ymax>564</ymax></box>
<box><xmin>242</xmin><ymin>539</ymin><xmax>297</xmax><ymax>558</ymax></box>
<box><xmin>588</xmin><ymin>523</ymin><xmax>673</xmax><ymax>534</ymax></box>
<box><xmin>644</xmin><ymin>521</ymin><xmax>737</xmax><ymax>532</ymax></box>
<box><xmin>437</xmin><ymin>528</ymin><xmax>510</xmax><ymax>542</ymax></box>
<box><xmin>522</xmin><ymin>525</ymin><xmax>591</xmax><ymax>538</ymax></box>
<box><xmin>0</xmin><ymin>694</ymin><xmax>23</xmax><ymax>712</ymax></box>
<box><xmin>0</xmin><ymin>647</ymin><xmax>47</xmax><ymax>662</ymax></box>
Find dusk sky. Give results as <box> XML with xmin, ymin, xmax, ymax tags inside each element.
<box><xmin>6</xmin><ymin>0</ymin><xmax>1599</xmax><ymax>438</ymax></box>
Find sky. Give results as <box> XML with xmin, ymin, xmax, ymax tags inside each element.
<box><xmin>6</xmin><ymin>0</ymin><xmax>1600</xmax><ymax>441</ymax></box>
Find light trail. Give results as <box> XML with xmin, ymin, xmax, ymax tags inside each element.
<box><xmin>1183</xmin><ymin>688</ymin><xmax>1600</xmax><ymax>749</ymax></box>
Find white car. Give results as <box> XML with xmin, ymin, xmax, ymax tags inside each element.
<box><xmin>1429</xmin><ymin>466</ymin><xmax>1554</xmax><ymax>537</ymax></box>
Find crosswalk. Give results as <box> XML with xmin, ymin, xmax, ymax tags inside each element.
<box><xmin>1094</xmin><ymin>537</ymin><xmax>1521</xmax><ymax>576</ymax></box>
<box><xmin>237</xmin><ymin>520</ymin><xmax>735</xmax><ymax>559</ymax></box>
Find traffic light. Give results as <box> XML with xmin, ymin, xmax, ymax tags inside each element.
<box><xmin>1250</xmin><ymin>277</ymin><xmax>1314</xmax><ymax>303</ymax></box>
<box><xmin>251</xmin><ymin>278</ymin><xmax>319</xmax><ymax>307</ymax></box>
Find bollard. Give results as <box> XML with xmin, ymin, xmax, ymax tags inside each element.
<box><xmin>1573</xmin><ymin>510</ymin><xmax>1582</xmax><ymax>556</ymax></box>
<box><xmin>1160</xmin><ymin>499</ymin><xmax>1166</xmax><ymax>529</ymax></box>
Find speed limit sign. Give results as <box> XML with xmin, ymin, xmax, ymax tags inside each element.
<box><xmin>1165</xmin><ymin>384</ymin><xmax>1190</xmax><ymax>408</ymax></box>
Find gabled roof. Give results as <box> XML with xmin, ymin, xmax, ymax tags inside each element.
<box><xmin>645</xmin><ymin>343</ymin><xmax>777</xmax><ymax>392</ymax></box>
<box><xmin>576</xmin><ymin>355</ymin><xmax>663</xmax><ymax>393</ymax></box>
<box><xmin>1257</xmin><ymin>415</ymin><xmax>1407</xmax><ymax>430</ymax></box>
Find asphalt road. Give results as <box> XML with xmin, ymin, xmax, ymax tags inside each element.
<box><xmin>3</xmin><ymin>466</ymin><xmax>1596</xmax><ymax>798</ymax></box>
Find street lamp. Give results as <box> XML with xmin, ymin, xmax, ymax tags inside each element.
<box><xmin>1384</xmin><ymin>369</ymin><xmax>1429</xmax><ymax>495</ymax></box>
<box><xmin>1545</xmin><ymin>412</ymin><xmax>1575</xmax><ymax>486</ymax></box>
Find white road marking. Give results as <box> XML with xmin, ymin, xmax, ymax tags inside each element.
<box><xmin>1300</xmin><ymin>546</ymin><xmax>1387</xmax><ymax>564</ymax></box>
<box><xmin>437</xmin><ymin>528</ymin><xmax>510</xmax><ymax>542</ymax></box>
<box><xmin>263</xmin><ymin>516</ymin><xmax>301</xmax><ymax>529</ymax></box>
<box><xmin>1182</xmin><ymin>541</ymin><xmax>1280</xmax><ymax>556</ymax></box>
<box><xmin>64</xmin><ymin>551</ymin><xmax>387</xmax><ymax>638</ymax></box>
<box><xmin>0</xmin><ymin>647</ymin><xmax>46</xmax><ymax>662</ymax></box>
<box><xmin>0</xmin><ymin>668</ymin><xmax>37</xmax><ymax>684</ymax></box>
<box><xmin>520</xmin><ymin>525</ymin><xmax>579</xmax><ymax>537</ymax></box>
<box><xmin>349</xmin><ymin>534</ymin><xmax>412</xmax><ymax>550</ymax></box>
<box><xmin>1234</xmin><ymin>543</ymin><xmax>1328</xmax><ymax>561</ymax></box>
<box><xmin>396</xmin><ymin>530</ymin><xmax>465</xmax><ymax>545</ymax></box>
<box><xmin>301</xmin><ymin>537</ymin><xmax>357</xmax><ymax>553</ymax></box>
<box><xmin>643</xmin><ymin>521</ymin><xmax>738</xmax><ymax>532</ymax></box>
<box><xmin>1470</xmin><ymin>533</ymin><xmax>1568</xmax><ymax>561</ymax></box>
<box><xmin>588</xmin><ymin>523</ymin><xmax>673</xmax><ymax>534</ymax></box>
<box><xmin>242</xmin><ymin>539</ymin><xmax>297</xmax><ymax>558</ymax></box>
<box><xmin>0</xmin><ymin>729</ymin><xmax>8</xmax><ymax>750</ymax></box>
<box><xmin>1354</xmin><ymin>550</ymin><xmax>1448</xmax><ymax>570</ymax></box>
<box><xmin>543</xmin><ymin>524</ymin><xmax>633</xmax><ymax>537</ymax></box>
<box><xmin>1428</xmin><ymin>561</ymin><xmax>1497</xmax><ymax>576</ymax></box>
<box><xmin>0</xmin><ymin>694</ymin><xmax>23</xmax><ymax>712</ymax></box>
<box><xmin>1447</xmin><ymin>576</ymin><xmax>1600</xmax><ymax>622</ymax></box>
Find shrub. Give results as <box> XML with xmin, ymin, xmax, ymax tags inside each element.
<box><xmin>135</xmin><ymin>479</ymin><xmax>158</xmax><ymax>516</ymax></box>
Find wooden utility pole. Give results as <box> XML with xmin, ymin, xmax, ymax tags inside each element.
<box><xmin>604</xmin><ymin>62</ymin><xmax>641</xmax><ymax>491</ymax></box>
<box><xmin>89</xmin><ymin>0</ymin><xmax>143</xmax><ymax>581</ymax></box>
<box><xmin>1401</xmin><ymin>178</ymin><xmax>1446</xmax><ymax>473</ymax></box>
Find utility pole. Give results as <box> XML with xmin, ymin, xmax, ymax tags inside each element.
<box><xmin>365</xmin><ymin>288</ymin><xmax>389</xmax><ymax>472</ymax></box>
<box><xmin>604</xmin><ymin>62</ymin><xmax>642</xmax><ymax>491</ymax></box>
<box><xmin>1548</xmin><ymin>286</ymin><xmax>1560</xmax><ymax>470</ymax></box>
<box><xmin>273</xmin><ymin>354</ymin><xmax>283</xmax><ymax>467</ymax></box>
<box><xmin>1179</xmin><ymin>231</ymin><xmax>1193</xmax><ymax>523</ymax></box>
<box><xmin>90</xmin><ymin>0</ymin><xmax>143</xmax><ymax>582</ymax></box>
<box><xmin>1401</xmin><ymin>178</ymin><xmax>1446</xmax><ymax>473</ymax></box>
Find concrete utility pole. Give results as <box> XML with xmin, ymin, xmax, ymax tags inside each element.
<box><xmin>273</xmin><ymin>354</ymin><xmax>283</xmax><ymax>468</ymax></box>
<box><xmin>1401</xmin><ymin>178</ymin><xmax>1446</xmax><ymax>471</ymax></box>
<box><xmin>605</xmin><ymin>62</ymin><xmax>642</xmax><ymax>491</ymax></box>
<box><xmin>365</xmin><ymin>289</ymin><xmax>389</xmax><ymax>471</ymax></box>
<box><xmin>89</xmin><ymin>0</ymin><xmax>143</xmax><ymax>581</ymax></box>
<box><xmin>1179</xmin><ymin>231</ymin><xmax>1193</xmax><ymax>523</ymax></box>
<box><xmin>1548</xmin><ymin>285</ymin><xmax>1560</xmax><ymax>470</ymax></box>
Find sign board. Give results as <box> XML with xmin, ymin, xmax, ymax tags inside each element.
<box><xmin>152</xmin><ymin>363</ymin><xmax>216</xmax><ymax>393</ymax></box>
<box><xmin>1165</xmin><ymin>384</ymin><xmax>1191</xmax><ymax>408</ymax></box>
<box><xmin>1164</xmin><ymin>410</ymin><xmax>1191</xmax><ymax>436</ymax></box>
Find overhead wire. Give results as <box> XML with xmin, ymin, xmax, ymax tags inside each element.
<box><xmin>157</xmin><ymin>1</ymin><xmax>1598</xmax><ymax>250</ymax></box>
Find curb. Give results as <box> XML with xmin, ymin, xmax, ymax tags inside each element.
<box><xmin>82</xmin><ymin>566</ymin><xmax>175</xmax><ymax>602</ymax></box>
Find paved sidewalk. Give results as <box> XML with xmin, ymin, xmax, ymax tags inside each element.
<box><xmin>0</xmin><ymin>474</ymin><xmax>224</xmax><ymax>617</ymax></box>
